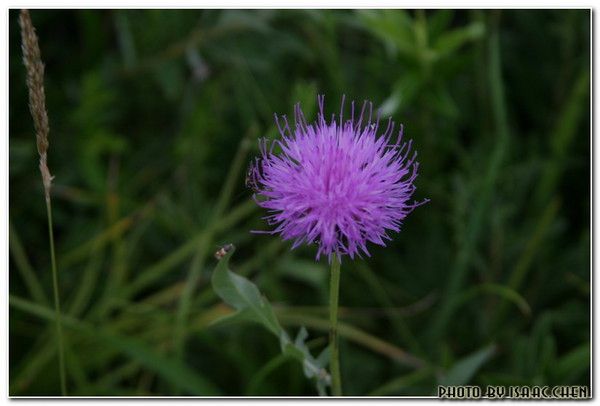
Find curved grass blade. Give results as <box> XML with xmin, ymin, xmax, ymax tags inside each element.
<box><xmin>9</xmin><ymin>295</ymin><xmax>221</xmax><ymax>396</ymax></box>
<box><xmin>452</xmin><ymin>283</ymin><xmax>531</xmax><ymax>317</ymax></box>
<box><xmin>438</xmin><ymin>344</ymin><xmax>496</xmax><ymax>386</ymax></box>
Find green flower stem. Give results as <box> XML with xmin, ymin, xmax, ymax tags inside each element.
<box><xmin>46</xmin><ymin>198</ymin><xmax>67</xmax><ymax>395</ymax></box>
<box><xmin>329</xmin><ymin>255</ymin><xmax>342</xmax><ymax>396</ymax></box>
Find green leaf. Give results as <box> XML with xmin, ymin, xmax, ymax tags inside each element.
<box><xmin>211</xmin><ymin>246</ymin><xmax>281</xmax><ymax>336</ymax></box>
<box><xmin>208</xmin><ymin>306</ymin><xmax>260</xmax><ymax>328</ymax></box>
<box><xmin>285</xmin><ymin>327</ymin><xmax>331</xmax><ymax>384</ymax></box>
<box><xmin>211</xmin><ymin>246</ymin><xmax>331</xmax><ymax>393</ymax></box>
<box><xmin>439</xmin><ymin>345</ymin><xmax>496</xmax><ymax>386</ymax></box>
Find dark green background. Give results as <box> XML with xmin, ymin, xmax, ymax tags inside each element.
<box><xmin>9</xmin><ymin>9</ymin><xmax>590</xmax><ymax>396</ymax></box>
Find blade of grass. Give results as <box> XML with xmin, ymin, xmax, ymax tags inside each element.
<box><xmin>95</xmin><ymin>172</ymin><xmax>129</xmax><ymax>317</ymax></box>
<box><xmin>113</xmin><ymin>10</ymin><xmax>137</xmax><ymax>70</ymax></box>
<box><xmin>438</xmin><ymin>344</ymin><xmax>496</xmax><ymax>386</ymax></box>
<box><xmin>112</xmin><ymin>239</ymin><xmax>282</xmax><ymax>315</ymax></box>
<box><xmin>12</xmin><ymin>291</ymin><xmax>178</xmax><ymax>395</ymax></box>
<box><xmin>9</xmin><ymin>220</ymin><xmax>48</xmax><ymax>305</ymax></box>
<box><xmin>64</xmin><ymin>345</ymin><xmax>91</xmax><ymax>395</ymax></box>
<box><xmin>173</xmin><ymin>126</ymin><xmax>256</xmax><ymax>361</ymax></box>
<box><xmin>124</xmin><ymin>198</ymin><xmax>256</xmax><ymax>297</ymax></box>
<box><xmin>11</xmin><ymin>153</ymin><xmax>250</xmax><ymax>392</ymax></box>
<box><xmin>94</xmin><ymin>360</ymin><xmax>140</xmax><ymax>392</ymax></box>
<box><xmin>60</xmin><ymin>203</ymin><xmax>154</xmax><ymax>269</ymax></box>
<box><xmin>245</xmin><ymin>353</ymin><xmax>290</xmax><ymax>395</ymax></box>
<box><xmin>9</xmin><ymin>295</ymin><xmax>222</xmax><ymax>395</ymax></box>
<box><xmin>11</xmin><ymin>238</ymin><xmax>106</xmax><ymax>394</ymax></box>
<box><xmin>491</xmin><ymin>198</ymin><xmax>560</xmax><ymax>330</ymax></box>
<box><xmin>185</xmin><ymin>302</ymin><xmax>427</xmax><ymax>371</ymax></box>
<box><xmin>9</xmin><ymin>339</ymin><xmax>56</xmax><ymax>395</ymax></box>
<box><xmin>368</xmin><ymin>367</ymin><xmax>434</xmax><ymax>396</ymax></box>
<box><xmin>122</xmin><ymin>17</ymin><xmax>259</xmax><ymax>76</ymax></box>
<box><xmin>354</xmin><ymin>263</ymin><xmax>422</xmax><ymax>355</ymax></box>
<box><xmin>534</xmin><ymin>70</ymin><xmax>590</xmax><ymax>206</ymax></box>
<box><xmin>70</xmin><ymin>240</ymin><xmax>105</xmax><ymax>317</ymax></box>
<box><xmin>452</xmin><ymin>283</ymin><xmax>532</xmax><ymax>318</ymax></box>
<box><xmin>276</xmin><ymin>310</ymin><xmax>426</xmax><ymax>370</ymax></box>
<box><xmin>429</xmin><ymin>12</ymin><xmax>509</xmax><ymax>342</ymax></box>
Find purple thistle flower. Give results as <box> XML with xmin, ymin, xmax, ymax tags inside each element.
<box><xmin>249</xmin><ymin>95</ymin><xmax>428</xmax><ymax>261</ymax></box>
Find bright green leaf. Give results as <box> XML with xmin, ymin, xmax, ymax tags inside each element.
<box><xmin>211</xmin><ymin>246</ymin><xmax>331</xmax><ymax>393</ymax></box>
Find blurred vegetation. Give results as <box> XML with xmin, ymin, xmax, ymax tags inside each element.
<box><xmin>9</xmin><ymin>9</ymin><xmax>590</xmax><ymax>396</ymax></box>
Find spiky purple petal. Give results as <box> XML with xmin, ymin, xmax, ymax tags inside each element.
<box><xmin>250</xmin><ymin>96</ymin><xmax>428</xmax><ymax>261</ymax></box>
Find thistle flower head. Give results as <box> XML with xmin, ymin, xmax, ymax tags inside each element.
<box><xmin>250</xmin><ymin>96</ymin><xmax>428</xmax><ymax>261</ymax></box>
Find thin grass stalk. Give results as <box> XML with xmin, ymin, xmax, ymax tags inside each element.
<box><xmin>429</xmin><ymin>12</ymin><xmax>509</xmax><ymax>342</ymax></box>
<box><xmin>9</xmin><ymin>221</ymin><xmax>49</xmax><ymax>305</ymax></box>
<box><xmin>19</xmin><ymin>9</ymin><xmax>67</xmax><ymax>395</ymax></box>
<box><xmin>173</xmin><ymin>126</ymin><xmax>255</xmax><ymax>363</ymax></box>
<box><xmin>355</xmin><ymin>263</ymin><xmax>422</xmax><ymax>355</ymax></box>
<box><xmin>329</xmin><ymin>256</ymin><xmax>342</xmax><ymax>396</ymax></box>
<box><xmin>124</xmin><ymin>198</ymin><xmax>256</xmax><ymax>297</ymax></box>
<box><xmin>275</xmin><ymin>311</ymin><xmax>426</xmax><ymax>369</ymax></box>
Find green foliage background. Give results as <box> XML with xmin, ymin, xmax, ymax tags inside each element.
<box><xmin>9</xmin><ymin>9</ymin><xmax>590</xmax><ymax>396</ymax></box>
